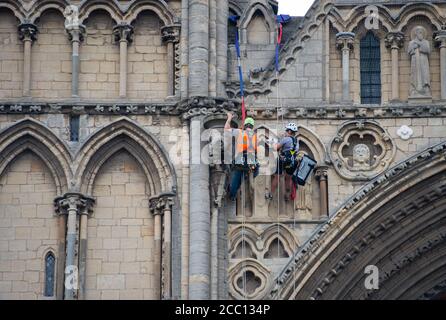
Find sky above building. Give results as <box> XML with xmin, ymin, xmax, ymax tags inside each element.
<box><xmin>278</xmin><ymin>0</ymin><xmax>314</xmax><ymax>16</ymax></box>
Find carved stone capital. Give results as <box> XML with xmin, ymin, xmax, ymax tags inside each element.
<box><xmin>158</xmin><ymin>193</ymin><xmax>175</xmax><ymax>213</ymax></box>
<box><xmin>177</xmin><ymin>97</ymin><xmax>237</xmax><ymax>120</ymax></box>
<box><xmin>336</xmin><ymin>32</ymin><xmax>355</xmax><ymax>51</ymax></box>
<box><xmin>66</xmin><ymin>25</ymin><xmax>86</xmax><ymax>43</ymax></box>
<box><xmin>149</xmin><ymin>197</ymin><xmax>162</xmax><ymax>216</ymax></box>
<box><xmin>18</xmin><ymin>23</ymin><xmax>38</xmax><ymax>42</ymax></box>
<box><xmin>385</xmin><ymin>32</ymin><xmax>405</xmax><ymax>49</ymax></box>
<box><xmin>113</xmin><ymin>23</ymin><xmax>134</xmax><ymax>43</ymax></box>
<box><xmin>315</xmin><ymin>166</ymin><xmax>329</xmax><ymax>181</ymax></box>
<box><xmin>434</xmin><ymin>29</ymin><xmax>446</xmax><ymax>48</ymax></box>
<box><xmin>161</xmin><ymin>24</ymin><xmax>181</xmax><ymax>43</ymax></box>
<box><xmin>55</xmin><ymin>193</ymin><xmax>95</xmax><ymax>216</ymax></box>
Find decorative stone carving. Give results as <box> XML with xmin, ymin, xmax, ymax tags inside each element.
<box><xmin>408</xmin><ymin>26</ymin><xmax>432</xmax><ymax>99</ymax></box>
<box><xmin>18</xmin><ymin>23</ymin><xmax>38</xmax><ymax>42</ymax></box>
<box><xmin>64</xmin><ymin>5</ymin><xmax>80</xmax><ymax>30</ymax></box>
<box><xmin>113</xmin><ymin>23</ymin><xmax>134</xmax><ymax>43</ymax></box>
<box><xmin>384</xmin><ymin>32</ymin><xmax>404</xmax><ymax>49</ymax></box>
<box><xmin>55</xmin><ymin>193</ymin><xmax>95</xmax><ymax>216</ymax></box>
<box><xmin>64</xmin><ymin>5</ymin><xmax>85</xmax><ymax>42</ymax></box>
<box><xmin>335</xmin><ymin>32</ymin><xmax>355</xmax><ymax>51</ymax></box>
<box><xmin>330</xmin><ymin>121</ymin><xmax>396</xmax><ymax>181</ymax></box>
<box><xmin>228</xmin><ymin>259</ymin><xmax>271</xmax><ymax>300</ymax></box>
<box><xmin>397</xmin><ymin>125</ymin><xmax>414</xmax><ymax>141</ymax></box>
<box><xmin>161</xmin><ymin>24</ymin><xmax>181</xmax><ymax>43</ymax></box>
<box><xmin>352</xmin><ymin>144</ymin><xmax>371</xmax><ymax>169</ymax></box>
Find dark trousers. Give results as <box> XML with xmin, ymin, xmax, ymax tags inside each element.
<box><xmin>229</xmin><ymin>166</ymin><xmax>259</xmax><ymax>200</ymax></box>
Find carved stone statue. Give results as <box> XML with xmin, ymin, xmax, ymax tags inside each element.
<box><xmin>408</xmin><ymin>26</ymin><xmax>431</xmax><ymax>98</ymax></box>
<box><xmin>352</xmin><ymin>144</ymin><xmax>371</xmax><ymax>169</ymax></box>
<box><xmin>64</xmin><ymin>5</ymin><xmax>80</xmax><ymax>30</ymax></box>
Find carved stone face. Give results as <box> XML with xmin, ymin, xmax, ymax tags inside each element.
<box><xmin>415</xmin><ymin>26</ymin><xmax>425</xmax><ymax>41</ymax></box>
<box><xmin>353</xmin><ymin>144</ymin><xmax>370</xmax><ymax>166</ymax></box>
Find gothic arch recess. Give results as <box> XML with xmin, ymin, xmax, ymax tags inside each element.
<box><xmin>0</xmin><ymin>0</ymin><xmax>26</xmax><ymax>23</ymax></box>
<box><xmin>75</xmin><ymin>117</ymin><xmax>176</xmax><ymax>197</ymax></box>
<box><xmin>0</xmin><ymin>118</ymin><xmax>72</xmax><ymax>195</ymax></box>
<box><xmin>268</xmin><ymin>141</ymin><xmax>446</xmax><ymax>300</ymax></box>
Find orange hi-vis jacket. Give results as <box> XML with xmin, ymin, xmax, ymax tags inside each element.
<box><xmin>236</xmin><ymin>130</ymin><xmax>257</xmax><ymax>153</ymax></box>
<box><xmin>234</xmin><ymin>130</ymin><xmax>257</xmax><ymax>167</ymax></box>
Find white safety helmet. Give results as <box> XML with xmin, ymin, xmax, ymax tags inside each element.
<box><xmin>285</xmin><ymin>122</ymin><xmax>298</xmax><ymax>132</ymax></box>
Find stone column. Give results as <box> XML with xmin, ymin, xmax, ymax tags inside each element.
<box><xmin>315</xmin><ymin>167</ymin><xmax>329</xmax><ymax>218</ymax></box>
<box><xmin>216</xmin><ymin>0</ymin><xmax>228</xmax><ymax>97</ymax></box>
<box><xmin>150</xmin><ymin>197</ymin><xmax>163</xmax><ymax>299</ymax></box>
<box><xmin>162</xmin><ymin>25</ymin><xmax>181</xmax><ymax>98</ymax></box>
<box><xmin>113</xmin><ymin>23</ymin><xmax>134</xmax><ymax>99</ymax></box>
<box><xmin>55</xmin><ymin>193</ymin><xmax>83</xmax><ymax>300</ymax></box>
<box><xmin>210</xmin><ymin>165</ymin><xmax>226</xmax><ymax>300</ymax></box>
<box><xmin>435</xmin><ymin>29</ymin><xmax>446</xmax><ymax>100</ymax></box>
<box><xmin>336</xmin><ymin>32</ymin><xmax>355</xmax><ymax>102</ymax></box>
<box><xmin>66</xmin><ymin>26</ymin><xmax>85</xmax><ymax>97</ymax></box>
<box><xmin>385</xmin><ymin>32</ymin><xmax>404</xmax><ymax>102</ymax></box>
<box><xmin>188</xmin><ymin>115</ymin><xmax>211</xmax><ymax>299</ymax></box>
<box><xmin>77</xmin><ymin>197</ymin><xmax>94</xmax><ymax>300</ymax></box>
<box><xmin>18</xmin><ymin>23</ymin><xmax>38</xmax><ymax>97</ymax></box>
<box><xmin>159</xmin><ymin>194</ymin><xmax>174</xmax><ymax>299</ymax></box>
<box><xmin>189</xmin><ymin>0</ymin><xmax>209</xmax><ymax>96</ymax></box>
<box><xmin>55</xmin><ymin>205</ymin><xmax>67</xmax><ymax>300</ymax></box>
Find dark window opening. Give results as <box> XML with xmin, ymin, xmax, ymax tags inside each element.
<box><xmin>44</xmin><ymin>252</ymin><xmax>55</xmax><ymax>297</ymax></box>
<box><xmin>360</xmin><ymin>32</ymin><xmax>381</xmax><ymax>104</ymax></box>
<box><xmin>70</xmin><ymin>115</ymin><xmax>80</xmax><ymax>142</ymax></box>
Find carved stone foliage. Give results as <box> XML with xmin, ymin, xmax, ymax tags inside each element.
<box><xmin>330</xmin><ymin>121</ymin><xmax>396</xmax><ymax>181</ymax></box>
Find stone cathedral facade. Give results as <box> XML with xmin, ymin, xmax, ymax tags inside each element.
<box><xmin>0</xmin><ymin>0</ymin><xmax>446</xmax><ymax>300</ymax></box>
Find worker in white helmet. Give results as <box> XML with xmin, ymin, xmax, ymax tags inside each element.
<box><xmin>266</xmin><ymin>122</ymin><xmax>299</xmax><ymax>201</ymax></box>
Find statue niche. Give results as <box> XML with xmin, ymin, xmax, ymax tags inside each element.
<box><xmin>408</xmin><ymin>26</ymin><xmax>432</xmax><ymax>100</ymax></box>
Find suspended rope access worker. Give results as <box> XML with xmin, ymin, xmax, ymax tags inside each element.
<box><xmin>266</xmin><ymin>123</ymin><xmax>301</xmax><ymax>201</ymax></box>
<box><xmin>225</xmin><ymin>111</ymin><xmax>259</xmax><ymax>201</ymax></box>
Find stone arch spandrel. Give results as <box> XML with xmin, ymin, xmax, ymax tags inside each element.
<box><xmin>268</xmin><ymin>141</ymin><xmax>446</xmax><ymax>300</ymax></box>
<box><xmin>0</xmin><ymin>118</ymin><xmax>72</xmax><ymax>195</ymax></box>
<box><xmin>75</xmin><ymin>117</ymin><xmax>176</xmax><ymax>197</ymax></box>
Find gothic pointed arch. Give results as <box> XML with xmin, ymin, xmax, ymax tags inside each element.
<box><xmin>343</xmin><ymin>5</ymin><xmax>394</xmax><ymax>33</ymax></box>
<box><xmin>268</xmin><ymin>141</ymin><xmax>446</xmax><ymax>300</ymax></box>
<box><xmin>0</xmin><ymin>0</ymin><xmax>26</xmax><ymax>23</ymax></box>
<box><xmin>397</xmin><ymin>2</ymin><xmax>444</xmax><ymax>32</ymax></box>
<box><xmin>297</xmin><ymin>125</ymin><xmax>328</xmax><ymax>165</ymax></box>
<box><xmin>75</xmin><ymin>117</ymin><xmax>176</xmax><ymax>196</ymax></box>
<box><xmin>78</xmin><ymin>0</ymin><xmax>123</xmax><ymax>24</ymax></box>
<box><xmin>124</xmin><ymin>0</ymin><xmax>176</xmax><ymax>26</ymax></box>
<box><xmin>239</xmin><ymin>0</ymin><xmax>276</xmax><ymax>44</ymax></box>
<box><xmin>262</xmin><ymin>224</ymin><xmax>298</xmax><ymax>259</ymax></box>
<box><xmin>28</xmin><ymin>0</ymin><xmax>69</xmax><ymax>23</ymax></box>
<box><xmin>0</xmin><ymin>118</ymin><xmax>72</xmax><ymax>195</ymax></box>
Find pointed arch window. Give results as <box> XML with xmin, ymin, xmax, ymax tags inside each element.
<box><xmin>44</xmin><ymin>252</ymin><xmax>56</xmax><ymax>297</ymax></box>
<box><xmin>360</xmin><ymin>32</ymin><xmax>381</xmax><ymax>104</ymax></box>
